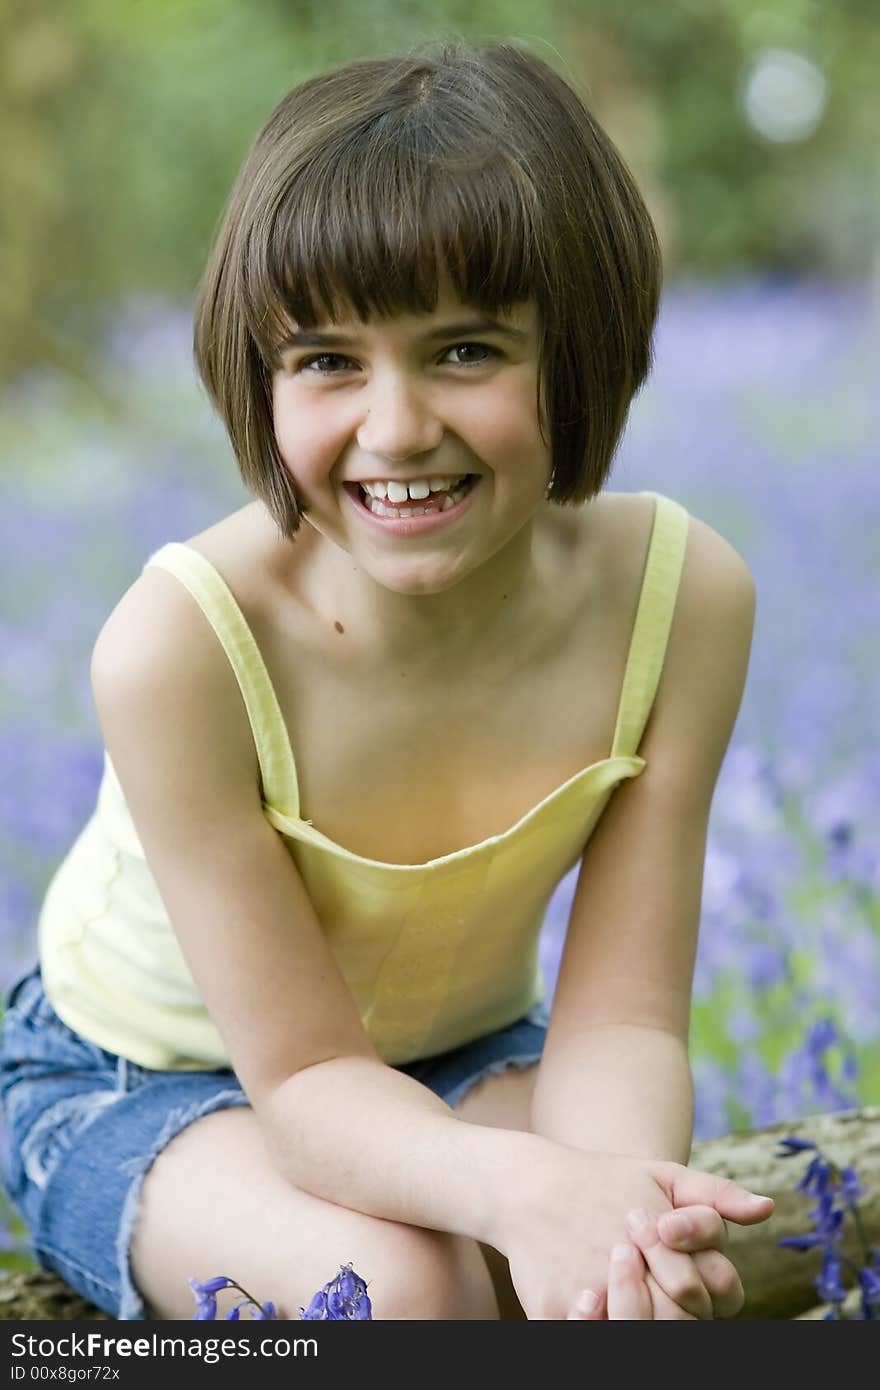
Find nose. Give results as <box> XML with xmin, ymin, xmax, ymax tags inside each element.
<box><xmin>356</xmin><ymin>369</ymin><xmax>444</xmax><ymax>464</ymax></box>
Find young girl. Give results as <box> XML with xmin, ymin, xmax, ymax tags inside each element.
<box><xmin>1</xmin><ymin>39</ymin><xmax>773</xmax><ymax>1321</ymax></box>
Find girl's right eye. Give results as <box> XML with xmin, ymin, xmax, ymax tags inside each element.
<box><xmin>298</xmin><ymin>353</ymin><xmax>352</xmax><ymax>376</ymax></box>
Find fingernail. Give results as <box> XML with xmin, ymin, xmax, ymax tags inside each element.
<box><xmin>611</xmin><ymin>1242</ymin><xmax>637</xmax><ymax>1263</ymax></box>
<box><xmin>660</xmin><ymin>1211</ymin><xmax>691</xmax><ymax>1240</ymax></box>
<box><xmin>575</xmin><ymin>1288</ymin><xmax>599</xmax><ymax>1314</ymax></box>
<box><xmin>625</xmin><ymin>1208</ymin><xmax>651</xmax><ymax>1237</ymax></box>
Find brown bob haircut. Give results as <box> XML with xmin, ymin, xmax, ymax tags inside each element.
<box><xmin>192</xmin><ymin>38</ymin><xmax>663</xmax><ymax>541</ymax></box>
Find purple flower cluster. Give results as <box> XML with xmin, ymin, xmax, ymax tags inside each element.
<box><xmin>777</xmin><ymin>1136</ymin><xmax>880</xmax><ymax>1319</ymax></box>
<box><xmin>299</xmin><ymin>1263</ymin><xmax>373</xmax><ymax>1320</ymax></box>
<box><xmin>188</xmin><ymin>1263</ymin><xmax>372</xmax><ymax>1320</ymax></box>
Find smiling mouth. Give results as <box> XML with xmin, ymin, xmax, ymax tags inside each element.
<box><xmin>346</xmin><ymin>475</ymin><xmax>478</xmax><ymax>518</ymax></box>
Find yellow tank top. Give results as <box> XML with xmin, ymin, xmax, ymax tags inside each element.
<box><xmin>37</xmin><ymin>491</ymin><xmax>689</xmax><ymax>1070</ymax></box>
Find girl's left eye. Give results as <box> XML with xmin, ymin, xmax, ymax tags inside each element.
<box><xmin>298</xmin><ymin>353</ymin><xmax>351</xmax><ymax>375</ymax></box>
<box><xmin>442</xmin><ymin>342</ymin><xmax>497</xmax><ymax>367</ymax></box>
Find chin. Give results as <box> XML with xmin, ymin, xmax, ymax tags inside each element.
<box><xmin>370</xmin><ymin>562</ymin><xmax>470</xmax><ymax>597</ymax></box>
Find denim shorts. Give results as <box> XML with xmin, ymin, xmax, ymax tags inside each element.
<box><xmin>0</xmin><ymin>964</ymin><xmax>548</xmax><ymax>1320</ymax></box>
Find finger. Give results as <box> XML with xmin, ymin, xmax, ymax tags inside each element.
<box><xmin>638</xmin><ymin>1206</ymin><xmax>745</xmax><ymax>1317</ymax></box>
<box><xmin>690</xmin><ymin>1248</ymin><xmax>744</xmax><ymax>1319</ymax></box>
<box><xmin>606</xmin><ymin>1243</ymin><xmax>654</xmax><ymax>1320</ymax></box>
<box><xmin>666</xmin><ymin>1170</ymin><xmax>775</xmax><ymax>1226</ymax></box>
<box><xmin>566</xmin><ymin>1287</ymin><xmax>605</xmax><ymax>1320</ymax></box>
<box><xmin>657</xmin><ymin>1204</ymin><xmax>729</xmax><ymax>1252</ymax></box>
<box><xmin>644</xmin><ymin>1272</ymin><xmax>698</xmax><ymax>1320</ymax></box>
<box><xmin>625</xmin><ymin>1210</ymin><xmax>714</xmax><ymax>1319</ymax></box>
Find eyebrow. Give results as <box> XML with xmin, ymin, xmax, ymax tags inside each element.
<box><xmin>276</xmin><ymin>318</ymin><xmax>529</xmax><ymax>354</ymax></box>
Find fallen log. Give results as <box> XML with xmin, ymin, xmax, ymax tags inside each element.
<box><xmin>690</xmin><ymin>1104</ymin><xmax>879</xmax><ymax>1319</ymax></box>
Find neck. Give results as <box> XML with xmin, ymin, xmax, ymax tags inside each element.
<box><xmin>302</xmin><ymin>517</ymin><xmax>554</xmax><ymax>673</ymax></box>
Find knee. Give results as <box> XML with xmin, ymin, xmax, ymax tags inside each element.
<box><xmin>342</xmin><ymin>1226</ymin><xmax>500</xmax><ymax>1321</ymax></box>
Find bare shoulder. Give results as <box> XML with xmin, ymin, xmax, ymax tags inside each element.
<box><xmin>598</xmin><ymin>489</ymin><xmax>754</xmax><ymax>593</ymax></box>
<box><xmin>575</xmin><ymin>489</ymin><xmax>756</xmax><ymax>797</ymax></box>
<box><xmin>90</xmin><ymin>536</ymin><xmax>260</xmax><ymax>793</ymax></box>
<box><xmin>92</xmin><ymin>501</ymin><xmax>274</xmax><ymax>686</ymax></box>
<box><xmin>671</xmin><ymin>502</ymin><xmax>757</xmax><ymax>660</ymax></box>
<box><xmin>680</xmin><ymin>502</ymin><xmax>756</xmax><ymax>593</ymax></box>
<box><xmin>598</xmin><ymin>489</ymin><xmax>756</xmax><ymax>622</ymax></box>
<box><xmin>642</xmin><ymin>497</ymin><xmax>757</xmax><ymax>792</ymax></box>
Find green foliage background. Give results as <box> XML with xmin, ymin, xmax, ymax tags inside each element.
<box><xmin>2</xmin><ymin>0</ymin><xmax>878</xmax><ymax>388</ymax></box>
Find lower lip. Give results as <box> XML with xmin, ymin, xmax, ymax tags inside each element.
<box><xmin>343</xmin><ymin>477</ymin><xmax>481</xmax><ymax>536</ymax></box>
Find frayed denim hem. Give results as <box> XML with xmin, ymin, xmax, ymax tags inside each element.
<box><xmin>114</xmin><ymin>1088</ymin><xmax>251</xmax><ymax>1320</ymax></box>
<box><xmin>440</xmin><ymin>1048</ymin><xmax>543</xmax><ymax>1110</ymax></box>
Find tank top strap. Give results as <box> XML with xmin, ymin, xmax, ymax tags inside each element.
<box><xmin>609</xmin><ymin>492</ymin><xmax>690</xmax><ymax>760</ymax></box>
<box><xmin>142</xmin><ymin>542</ymin><xmax>302</xmax><ymax>816</ymax></box>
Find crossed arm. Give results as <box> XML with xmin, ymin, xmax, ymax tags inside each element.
<box><xmin>528</xmin><ymin>520</ymin><xmax>764</xmax><ymax>1318</ymax></box>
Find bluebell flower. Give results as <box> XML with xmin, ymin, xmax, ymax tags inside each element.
<box><xmin>189</xmin><ymin>1274</ymin><xmax>276</xmax><ymax>1321</ymax></box>
<box><xmin>798</xmin><ymin>1155</ymin><xmax>832</xmax><ymax>1197</ymax></box>
<box><xmin>301</xmin><ymin>1289</ymin><xmax>328</xmax><ymax>1319</ymax></box>
<box><xmin>778</xmin><ymin>1232</ymin><xmax>824</xmax><ymax>1251</ymax></box>
<box><xmin>817</xmin><ymin>1248</ymin><xmax>846</xmax><ymax>1305</ymax></box>
<box><xmin>776</xmin><ymin>1137</ymin><xmax>816</xmax><ymax>1155</ymax></box>
<box><xmin>223</xmin><ymin>1296</ymin><xmax>268</xmax><ymax>1320</ymax></box>
<box><xmin>299</xmin><ymin>1263</ymin><xmax>372</xmax><ymax>1320</ymax></box>
<box><xmin>191</xmin><ymin>1275</ymin><xmax>235</xmax><ymax>1294</ymax></box>
<box><xmin>188</xmin><ymin>1275</ymin><xmax>234</xmax><ymax>1320</ymax></box>
<box><xmin>778</xmin><ymin>1135</ymin><xmax>878</xmax><ymax>1319</ymax></box>
<box><xmin>839</xmin><ymin>1167</ymin><xmax>863</xmax><ymax>1207</ymax></box>
<box><xmin>858</xmin><ymin>1263</ymin><xmax>880</xmax><ymax>1320</ymax></box>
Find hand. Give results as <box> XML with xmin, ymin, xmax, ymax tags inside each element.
<box><xmin>598</xmin><ymin>1231</ymin><xmax>722</xmax><ymax>1320</ymax></box>
<box><xmin>567</xmin><ymin>1205</ymin><xmax>746</xmax><ymax>1319</ymax></box>
<box><xmin>566</xmin><ymin>1185</ymin><xmax>775</xmax><ymax>1320</ymax></box>
<box><xmin>498</xmin><ymin>1137</ymin><xmax>774</xmax><ymax>1320</ymax></box>
<box><xmin>562</xmin><ymin>1242</ymin><xmax>658</xmax><ymax>1319</ymax></box>
<box><xmin>629</xmin><ymin>1203</ymin><xmax>747</xmax><ymax>1318</ymax></box>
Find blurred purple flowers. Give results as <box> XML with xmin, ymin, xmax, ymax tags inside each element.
<box><xmin>189</xmin><ymin>1262</ymin><xmax>372</xmax><ymax>1320</ymax></box>
<box><xmin>777</xmin><ymin>1136</ymin><xmax>880</xmax><ymax>1319</ymax></box>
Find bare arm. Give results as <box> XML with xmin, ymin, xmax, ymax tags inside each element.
<box><xmin>91</xmin><ymin>568</ymin><xmax>539</xmax><ymax>1250</ymax></box>
<box><xmin>531</xmin><ymin>518</ymin><xmax>757</xmax><ymax>1162</ymax></box>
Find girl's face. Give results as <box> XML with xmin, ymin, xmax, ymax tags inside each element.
<box><xmin>270</xmin><ymin>281</ymin><xmax>551</xmax><ymax>598</ymax></box>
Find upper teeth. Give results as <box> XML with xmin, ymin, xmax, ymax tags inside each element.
<box><xmin>360</xmin><ymin>476</ymin><xmax>468</xmax><ymax>502</ymax></box>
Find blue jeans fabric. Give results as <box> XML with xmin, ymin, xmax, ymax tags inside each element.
<box><xmin>0</xmin><ymin>964</ymin><xmax>548</xmax><ymax>1320</ymax></box>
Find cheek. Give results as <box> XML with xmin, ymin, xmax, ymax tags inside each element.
<box><xmin>468</xmin><ymin>383</ymin><xmax>545</xmax><ymax>459</ymax></box>
<box><xmin>272</xmin><ymin>389</ymin><xmax>342</xmax><ymax>475</ymax></box>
